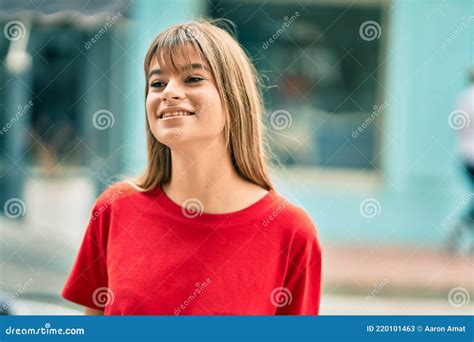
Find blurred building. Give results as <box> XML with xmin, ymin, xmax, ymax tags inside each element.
<box><xmin>2</xmin><ymin>0</ymin><xmax>471</xmax><ymax>246</ymax></box>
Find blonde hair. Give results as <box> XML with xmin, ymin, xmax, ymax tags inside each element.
<box><xmin>136</xmin><ymin>19</ymin><xmax>273</xmax><ymax>191</ymax></box>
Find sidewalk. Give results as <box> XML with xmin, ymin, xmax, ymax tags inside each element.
<box><xmin>322</xmin><ymin>244</ymin><xmax>473</xmax><ymax>308</ymax></box>
<box><xmin>321</xmin><ymin>294</ymin><xmax>474</xmax><ymax>315</ymax></box>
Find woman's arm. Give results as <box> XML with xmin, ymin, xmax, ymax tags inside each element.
<box><xmin>84</xmin><ymin>307</ymin><xmax>104</xmax><ymax>315</ymax></box>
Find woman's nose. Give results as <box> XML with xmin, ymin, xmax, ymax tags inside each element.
<box><xmin>161</xmin><ymin>80</ymin><xmax>183</xmax><ymax>102</ymax></box>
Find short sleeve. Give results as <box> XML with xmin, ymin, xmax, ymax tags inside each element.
<box><xmin>276</xmin><ymin>210</ymin><xmax>322</xmax><ymax>315</ymax></box>
<box><xmin>61</xmin><ymin>195</ymin><xmax>111</xmax><ymax>311</ymax></box>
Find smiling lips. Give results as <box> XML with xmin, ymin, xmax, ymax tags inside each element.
<box><xmin>159</xmin><ymin>110</ymin><xmax>195</xmax><ymax>119</ymax></box>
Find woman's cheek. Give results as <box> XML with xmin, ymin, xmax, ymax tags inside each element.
<box><xmin>146</xmin><ymin>93</ymin><xmax>159</xmax><ymax>116</ymax></box>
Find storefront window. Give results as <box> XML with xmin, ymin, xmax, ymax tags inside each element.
<box><xmin>210</xmin><ymin>0</ymin><xmax>386</xmax><ymax>169</ymax></box>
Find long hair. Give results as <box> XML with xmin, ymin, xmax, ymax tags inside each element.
<box><xmin>135</xmin><ymin>19</ymin><xmax>273</xmax><ymax>191</ymax></box>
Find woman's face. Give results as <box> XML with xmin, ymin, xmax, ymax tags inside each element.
<box><xmin>146</xmin><ymin>45</ymin><xmax>225</xmax><ymax>147</ymax></box>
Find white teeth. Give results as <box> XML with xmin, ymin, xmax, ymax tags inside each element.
<box><xmin>161</xmin><ymin>111</ymin><xmax>194</xmax><ymax>119</ymax></box>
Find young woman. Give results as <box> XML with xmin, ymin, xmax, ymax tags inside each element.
<box><xmin>62</xmin><ymin>20</ymin><xmax>322</xmax><ymax>315</ymax></box>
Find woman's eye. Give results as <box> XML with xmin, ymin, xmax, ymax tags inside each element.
<box><xmin>186</xmin><ymin>76</ymin><xmax>203</xmax><ymax>83</ymax></box>
<box><xmin>150</xmin><ymin>80</ymin><xmax>165</xmax><ymax>88</ymax></box>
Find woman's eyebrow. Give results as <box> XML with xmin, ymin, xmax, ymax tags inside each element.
<box><xmin>148</xmin><ymin>63</ymin><xmax>209</xmax><ymax>79</ymax></box>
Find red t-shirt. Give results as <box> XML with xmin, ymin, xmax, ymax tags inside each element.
<box><xmin>62</xmin><ymin>182</ymin><xmax>322</xmax><ymax>315</ymax></box>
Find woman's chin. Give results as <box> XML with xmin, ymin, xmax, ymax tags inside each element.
<box><xmin>156</xmin><ymin>131</ymin><xmax>223</xmax><ymax>150</ymax></box>
<box><xmin>155</xmin><ymin>129</ymin><xmax>195</xmax><ymax>146</ymax></box>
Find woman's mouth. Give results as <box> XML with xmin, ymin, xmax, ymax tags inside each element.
<box><xmin>159</xmin><ymin>111</ymin><xmax>195</xmax><ymax>119</ymax></box>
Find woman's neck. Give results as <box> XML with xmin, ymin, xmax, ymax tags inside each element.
<box><xmin>162</xmin><ymin>137</ymin><xmax>268</xmax><ymax>214</ymax></box>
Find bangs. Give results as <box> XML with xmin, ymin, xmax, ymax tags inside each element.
<box><xmin>147</xmin><ymin>25</ymin><xmax>208</xmax><ymax>75</ymax></box>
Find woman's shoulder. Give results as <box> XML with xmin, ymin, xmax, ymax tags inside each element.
<box><xmin>266</xmin><ymin>191</ymin><xmax>319</xmax><ymax>239</ymax></box>
<box><xmin>271</xmin><ymin>193</ymin><xmax>322</xmax><ymax>256</ymax></box>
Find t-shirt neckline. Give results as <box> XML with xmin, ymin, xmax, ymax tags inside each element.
<box><xmin>153</xmin><ymin>186</ymin><xmax>277</xmax><ymax>225</ymax></box>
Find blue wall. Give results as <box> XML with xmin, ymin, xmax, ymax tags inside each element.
<box><xmin>123</xmin><ymin>0</ymin><xmax>473</xmax><ymax>248</ymax></box>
